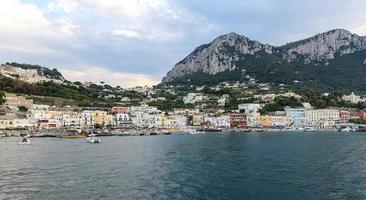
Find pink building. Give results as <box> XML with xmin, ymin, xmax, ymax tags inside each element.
<box><xmin>339</xmin><ymin>111</ymin><xmax>351</xmax><ymax>121</ymax></box>
<box><xmin>359</xmin><ymin>111</ymin><xmax>366</xmax><ymax>119</ymax></box>
<box><xmin>111</xmin><ymin>107</ymin><xmax>128</xmax><ymax>114</ymax></box>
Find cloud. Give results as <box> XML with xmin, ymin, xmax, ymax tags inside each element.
<box><xmin>47</xmin><ymin>0</ymin><xmax>79</xmax><ymax>13</ymax></box>
<box><xmin>81</xmin><ymin>0</ymin><xmax>211</xmax><ymax>41</ymax></box>
<box><xmin>112</xmin><ymin>29</ymin><xmax>140</xmax><ymax>38</ymax></box>
<box><xmin>1</xmin><ymin>0</ymin><xmax>366</xmax><ymax>89</ymax></box>
<box><xmin>60</xmin><ymin>66</ymin><xmax>160</xmax><ymax>87</ymax></box>
<box><xmin>0</xmin><ymin>0</ymin><xmax>81</xmax><ymax>56</ymax></box>
<box><xmin>57</xmin><ymin>18</ymin><xmax>79</xmax><ymax>36</ymax></box>
<box><xmin>82</xmin><ymin>0</ymin><xmax>169</xmax><ymax>19</ymax></box>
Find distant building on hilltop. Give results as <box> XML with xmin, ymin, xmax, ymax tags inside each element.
<box><xmin>342</xmin><ymin>92</ymin><xmax>362</xmax><ymax>104</ymax></box>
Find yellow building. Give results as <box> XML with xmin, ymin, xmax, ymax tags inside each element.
<box><xmin>192</xmin><ymin>114</ymin><xmax>204</xmax><ymax>126</ymax></box>
<box><xmin>93</xmin><ymin>110</ymin><xmax>114</xmax><ymax>127</ymax></box>
<box><xmin>93</xmin><ymin>110</ymin><xmax>108</xmax><ymax>126</ymax></box>
<box><xmin>4</xmin><ymin>93</ymin><xmax>33</xmax><ymax>108</ymax></box>
<box><xmin>0</xmin><ymin>119</ymin><xmax>14</xmax><ymax>129</ymax></box>
<box><xmin>258</xmin><ymin>116</ymin><xmax>272</xmax><ymax>127</ymax></box>
<box><xmin>156</xmin><ymin>115</ymin><xmax>178</xmax><ymax>131</ymax></box>
<box><xmin>104</xmin><ymin>114</ymin><xmax>115</xmax><ymax>127</ymax></box>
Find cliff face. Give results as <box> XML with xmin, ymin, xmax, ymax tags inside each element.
<box><xmin>276</xmin><ymin>29</ymin><xmax>366</xmax><ymax>63</ymax></box>
<box><xmin>162</xmin><ymin>29</ymin><xmax>366</xmax><ymax>82</ymax></box>
<box><xmin>162</xmin><ymin>32</ymin><xmax>273</xmax><ymax>82</ymax></box>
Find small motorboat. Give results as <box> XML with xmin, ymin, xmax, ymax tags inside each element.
<box><xmin>87</xmin><ymin>134</ymin><xmax>101</xmax><ymax>144</ymax></box>
<box><xmin>18</xmin><ymin>137</ymin><xmax>31</xmax><ymax>145</ymax></box>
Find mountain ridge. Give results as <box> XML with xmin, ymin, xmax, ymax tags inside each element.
<box><xmin>162</xmin><ymin>29</ymin><xmax>366</xmax><ymax>92</ymax></box>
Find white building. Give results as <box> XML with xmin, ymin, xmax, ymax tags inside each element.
<box><xmin>129</xmin><ymin>104</ymin><xmax>161</xmax><ymax>115</ymax></box>
<box><xmin>238</xmin><ymin>104</ymin><xmax>261</xmax><ymax>114</ymax></box>
<box><xmin>172</xmin><ymin>115</ymin><xmax>188</xmax><ymax>129</ymax></box>
<box><xmin>305</xmin><ymin>109</ymin><xmax>339</xmax><ymax>129</ymax></box>
<box><xmin>183</xmin><ymin>93</ymin><xmax>206</xmax><ymax>104</ymax></box>
<box><xmin>115</xmin><ymin>113</ymin><xmax>130</xmax><ymax>127</ymax></box>
<box><xmin>81</xmin><ymin>110</ymin><xmax>95</xmax><ymax>128</ymax></box>
<box><xmin>32</xmin><ymin>104</ymin><xmax>50</xmax><ymax>111</ymax></box>
<box><xmin>62</xmin><ymin>112</ymin><xmax>82</xmax><ymax>127</ymax></box>
<box><xmin>342</xmin><ymin>92</ymin><xmax>362</xmax><ymax>104</ymax></box>
<box><xmin>13</xmin><ymin>119</ymin><xmax>35</xmax><ymax>129</ymax></box>
<box><xmin>271</xmin><ymin>116</ymin><xmax>293</xmax><ymax>128</ymax></box>
<box><xmin>204</xmin><ymin>115</ymin><xmax>230</xmax><ymax>128</ymax></box>
<box><xmin>217</xmin><ymin>94</ymin><xmax>230</xmax><ymax>107</ymax></box>
<box><xmin>285</xmin><ymin>107</ymin><xmax>306</xmax><ymax>128</ymax></box>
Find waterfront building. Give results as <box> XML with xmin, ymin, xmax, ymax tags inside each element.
<box><xmin>192</xmin><ymin>114</ymin><xmax>204</xmax><ymax>126</ymax></box>
<box><xmin>0</xmin><ymin>119</ymin><xmax>15</xmax><ymax>129</ymax></box>
<box><xmin>230</xmin><ymin>113</ymin><xmax>247</xmax><ymax>128</ymax></box>
<box><xmin>339</xmin><ymin>111</ymin><xmax>351</xmax><ymax>121</ymax></box>
<box><xmin>93</xmin><ymin>110</ymin><xmax>112</xmax><ymax>127</ymax></box>
<box><xmin>12</xmin><ymin>119</ymin><xmax>35</xmax><ymax>129</ymax></box>
<box><xmin>104</xmin><ymin>114</ymin><xmax>115</xmax><ymax>127</ymax></box>
<box><xmin>246</xmin><ymin>114</ymin><xmax>259</xmax><ymax>127</ymax></box>
<box><xmin>203</xmin><ymin>115</ymin><xmax>230</xmax><ymax>128</ymax></box>
<box><xmin>305</xmin><ymin>109</ymin><xmax>339</xmax><ymax>129</ymax></box>
<box><xmin>115</xmin><ymin>113</ymin><xmax>131</xmax><ymax>127</ymax></box>
<box><xmin>359</xmin><ymin>111</ymin><xmax>366</xmax><ymax>119</ymax></box>
<box><xmin>172</xmin><ymin>115</ymin><xmax>188</xmax><ymax>129</ymax></box>
<box><xmin>81</xmin><ymin>110</ymin><xmax>95</xmax><ymax>128</ymax></box>
<box><xmin>258</xmin><ymin>116</ymin><xmax>272</xmax><ymax>128</ymax></box>
<box><xmin>62</xmin><ymin>112</ymin><xmax>82</xmax><ymax>127</ymax></box>
<box><xmin>271</xmin><ymin>116</ymin><xmax>293</xmax><ymax>128</ymax></box>
<box><xmin>285</xmin><ymin>107</ymin><xmax>306</xmax><ymax>128</ymax></box>
<box><xmin>46</xmin><ymin>118</ymin><xmax>63</xmax><ymax>129</ymax></box>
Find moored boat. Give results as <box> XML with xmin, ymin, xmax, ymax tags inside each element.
<box><xmin>58</xmin><ymin>129</ymin><xmax>86</xmax><ymax>138</ymax></box>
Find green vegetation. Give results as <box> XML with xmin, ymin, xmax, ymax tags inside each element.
<box><xmin>18</xmin><ymin>106</ymin><xmax>28</xmax><ymax>112</ymax></box>
<box><xmin>259</xmin><ymin>96</ymin><xmax>303</xmax><ymax>115</ymax></box>
<box><xmin>349</xmin><ymin>118</ymin><xmax>366</xmax><ymax>124</ymax></box>
<box><xmin>147</xmin><ymin>90</ymin><xmax>193</xmax><ymax>111</ymax></box>
<box><xmin>0</xmin><ymin>76</ymin><xmax>118</xmax><ymax>107</ymax></box>
<box><xmin>5</xmin><ymin>62</ymin><xmax>64</xmax><ymax>80</ymax></box>
<box><xmin>165</xmin><ymin>50</ymin><xmax>366</xmax><ymax>93</ymax></box>
<box><xmin>299</xmin><ymin>89</ymin><xmax>366</xmax><ymax>109</ymax></box>
<box><xmin>0</xmin><ymin>91</ymin><xmax>5</xmax><ymax>105</ymax></box>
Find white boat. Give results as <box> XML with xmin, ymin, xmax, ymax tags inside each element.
<box><xmin>340</xmin><ymin>127</ymin><xmax>355</xmax><ymax>132</ymax></box>
<box><xmin>87</xmin><ymin>134</ymin><xmax>101</xmax><ymax>144</ymax></box>
<box><xmin>18</xmin><ymin>137</ymin><xmax>32</xmax><ymax>145</ymax></box>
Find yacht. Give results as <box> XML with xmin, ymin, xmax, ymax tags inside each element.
<box><xmin>87</xmin><ymin>134</ymin><xmax>101</xmax><ymax>144</ymax></box>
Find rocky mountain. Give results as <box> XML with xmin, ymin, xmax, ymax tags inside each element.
<box><xmin>276</xmin><ymin>29</ymin><xmax>366</xmax><ymax>63</ymax></box>
<box><xmin>163</xmin><ymin>32</ymin><xmax>272</xmax><ymax>81</ymax></box>
<box><xmin>162</xmin><ymin>29</ymin><xmax>366</xmax><ymax>92</ymax></box>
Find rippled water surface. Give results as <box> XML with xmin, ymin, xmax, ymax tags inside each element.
<box><xmin>1</xmin><ymin>132</ymin><xmax>366</xmax><ymax>200</ymax></box>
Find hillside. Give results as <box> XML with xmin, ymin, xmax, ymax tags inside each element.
<box><xmin>162</xmin><ymin>29</ymin><xmax>366</xmax><ymax>93</ymax></box>
<box><xmin>0</xmin><ymin>63</ymin><xmax>144</xmax><ymax>107</ymax></box>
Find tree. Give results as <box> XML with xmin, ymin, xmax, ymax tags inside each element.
<box><xmin>18</xmin><ymin>106</ymin><xmax>28</xmax><ymax>112</ymax></box>
<box><xmin>0</xmin><ymin>91</ymin><xmax>5</xmax><ymax>105</ymax></box>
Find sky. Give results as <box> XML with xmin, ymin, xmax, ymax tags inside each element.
<box><xmin>0</xmin><ymin>0</ymin><xmax>366</xmax><ymax>87</ymax></box>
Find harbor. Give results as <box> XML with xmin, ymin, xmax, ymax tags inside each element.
<box><xmin>2</xmin><ymin>132</ymin><xmax>366</xmax><ymax>199</ymax></box>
